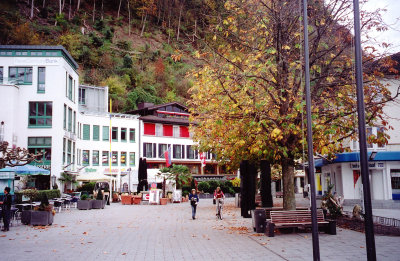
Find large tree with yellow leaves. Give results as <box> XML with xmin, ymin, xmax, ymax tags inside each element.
<box><xmin>188</xmin><ymin>0</ymin><xmax>399</xmax><ymax>209</ymax></box>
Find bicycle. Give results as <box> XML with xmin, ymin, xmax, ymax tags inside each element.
<box><xmin>216</xmin><ymin>198</ymin><xmax>224</xmax><ymax>220</ymax></box>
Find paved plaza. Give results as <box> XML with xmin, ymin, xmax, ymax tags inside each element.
<box><xmin>1</xmin><ymin>198</ymin><xmax>399</xmax><ymax>261</ymax></box>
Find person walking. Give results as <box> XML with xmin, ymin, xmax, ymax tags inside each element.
<box><xmin>189</xmin><ymin>189</ymin><xmax>199</xmax><ymax>220</ymax></box>
<box><xmin>2</xmin><ymin>187</ymin><xmax>12</xmax><ymax>231</ymax></box>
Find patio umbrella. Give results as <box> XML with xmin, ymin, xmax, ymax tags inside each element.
<box><xmin>137</xmin><ymin>158</ymin><xmax>148</xmax><ymax>192</ymax></box>
<box><xmin>0</xmin><ymin>164</ymin><xmax>50</xmax><ymax>175</ymax></box>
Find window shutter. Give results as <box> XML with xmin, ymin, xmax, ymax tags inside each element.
<box><xmin>163</xmin><ymin>125</ymin><xmax>173</xmax><ymax>136</ymax></box>
<box><xmin>144</xmin><ymin>123</ymin><xmax>155</xmax><ymax>135</ymax></box>
<box><xmin>83</xmin><ymin>124</ymin><xmax>90</xmax><ymax>140</ymax></box>
<box><xmin>179</xmin><ymin>126</ymin><xmax>189</xmax><ymax>138</ymax></box>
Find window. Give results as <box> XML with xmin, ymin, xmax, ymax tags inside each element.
<box><xmin>186</xmin><ymin>145</ymin><xmax>198</xmax><ymax>159</ymax></box>
<box><xmin>93</xmin><ymin>125</ymin><xmax>100</xmax><ymax>141</ymax></box>
<box><xmin>173</xmin><ymin>126</ymin><xmax>179</xmax><ymax>138</ymax></box>
<box><xmin>112</xmin><ymin>151</ymin><xmax>118</xmax><ymax>166</ymax></box>
<box><xmin>79</xmin><ymin>88</ymin><xmax>86</xmax><ymax>104</ymax></box>
<box><xmin>28</xmin><ymin>137</ymin><xmax>52</xmax><ymax>165</ymax></box>
<box><xmin>143</xmin><ymin>143</ymin><xmax>156</xmax><ymax>158</ymax></box>
<box><xmin>67</xmin><ymin>140</ymin><xmax>72</xmax><ymax>164</ymax></box>
<box><xmin>92</xmin><ymin>150</ymin><xmax>99</xmax><ymax>166</ymax></box>
<box><xmin>0</xmin><ymin>67</ymin><xmax>3</xmax><ymax>83</ymax></box>
<box><xmin>156</xmin><ymin>124</ymin><xmax>163</xmax><ymax>136</ymax></box>
<box><xmin>103</xmin><ymin>126</ymin><xmax>109</xmax><ymax>141</ymax></box>
<box><xmin>29</xmin><ymin>102</ymin><xmax>52</xmax><ymax>127</ymax></box>
<box><xmin>68</xmin><ymin>108</ymin><xmax>72</xmax><ymax>132</ymax></box>
<box><xmin>37</xmin><ymin>67</ymin><xmax>45</xmax><ymax>93</ymax></box>
<box><xmin>158</xmin><ymin>144</ymin><xmax>168</xmax><ymax>158</ymax></box>
<box><xmin>9</xmin><ymin>67</ymin><xmax>32</xmax><ymax>84</ymax></box>
<box><xmin>83</xmin><ymin>124</ymin><xmax>90</xmax><ymax>140</ymax></box>
<box><xmin>63</xmin><ymin>104</ymin><xmax>66</xmax><ymax>130</ymax></box>
<box><xmin>68</xmin><ymin>76</ymin><xmax>73</xmax><ymax>100</ymax></box>
<box><xmin>173</xmin><ymin>145</ymin><xmax>184</xmax><ymax>159</ymax></box>
<box><xmin>112</xmin><ymin>127</ymin><xmax>118</xmax><ymax>141</ymax></box>
<box><xmin>63</xmin><ymin>138</ymin><xmax>66</xmax><ymax>164</ymax></box>
<box><xmin>73</xmin><ymin>111</ymin><xmax>76</xmax><ymax>134</ymax></box>
<box><xmin>180</xmin><ymin>126</ymin><xmax>189</xmax><ymax>138</ymax></box>
<box><xmin>129</xmin><ymin>128</ymin><xmax>135</xmax><ymax>142</ymax></box>
<box><xmin>121</xmin><ymin>128</ymin><xmax>127</xmax><ymax>142</ymax></box>
<box><xmin>82</xmin><ymin>150</ymin><xmax>90</xmax><ymax>166</ymax></box>
<box><xmin>144</xmin><ymin>123</ymin><xmax>155</xmax><ymax>135</ymax></box>
<box><xmin>163</xmin><ymin>125</ymin><xmax>173</xmax><ymax>137</ymax></box>
<box><xmin>102</xmin><ymin>151</ymin><xmax>109</xmax><ymax>166</ymax></box>
<box><xmin>129</xmin><ymin>152</ymin><xmax>136</xmax><ymax>166</ymax></box>
<box><xmin>121</xmin><ymin>152</ymin><xmax>126</xmax><ymax>166</ymax></box>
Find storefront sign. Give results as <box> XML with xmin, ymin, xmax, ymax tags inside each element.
<box><xmin>104</xmin><ymin>168</ymin><xmax>119</xmax><ymax>173</ymax></box>
<box><xmin>85</xmin><ymin>168</ymin><xmax>97</xmax><ymax>173</ymax></box>
<box><xmin>35</xmin><ymin>164</ymin><xmax>51</xmax><ymax>170</ymax></box>
<box><xmin>350</xmin><ymin>162</ymin><xmax>384</xmax><ymax>169</ymax></box>
<box><xmin>0</xmin><ymin>172</ymin><xmax>15</xmax><ymax>179</ymax></box>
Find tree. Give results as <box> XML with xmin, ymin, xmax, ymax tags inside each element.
<box><xmin>157</xmin><ymin>165</ymin><xmax>191</xmax><ymax>189</ymax></box>
<box><xmin>188</xmin><ymin>0</ymin><xmax>399</xmax><ymax>209</ymax></box>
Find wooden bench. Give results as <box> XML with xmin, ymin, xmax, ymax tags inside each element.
<box><xmin>266</xmin><ymin>209</ymin><xmax>336</xmax><ymax>237</ymax></box>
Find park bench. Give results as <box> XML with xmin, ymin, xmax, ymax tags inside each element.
<box><xmin>266</xmin><ymin>209</ymin><xmax>336</xmax><ymax>237</ymax></box>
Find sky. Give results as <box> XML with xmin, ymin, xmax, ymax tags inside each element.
<box><xmin>363</xmin><ymin>0</ymin><xmax>400</xmax><ymax>55</ymax></box>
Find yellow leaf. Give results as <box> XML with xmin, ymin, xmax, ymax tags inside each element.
<box><xmin>213</xmin><ymin>35</ymin><xmax>217</xmax><ymax>41</ymax></box>
<box><xmin>282</xmin><ymin>45</ymin><xmax>290</xmax><ymax>50</ymax></box>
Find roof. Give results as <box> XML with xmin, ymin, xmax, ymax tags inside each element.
<box><xmin>316</xmin><ymin>151</ymin><xmax>400</xmax><ymax>167</ymax></box>
<box><xmin>139</xmin><ymin>115</ymin><xmax>189</xmax><ymax>126</ymax></box>
<box><xmin>0</xmin><ymin>45</ymin><xmax>79</xmax><ymax>70</ymax></box>
<box><xmin>126</xmin><ymin>102</ymin><xmax>188</xmax><ymax>115</ymax></box>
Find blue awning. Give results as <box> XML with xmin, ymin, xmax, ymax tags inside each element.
<box><xmin>314</xmin><ymin>151</ymin><xmax>400</xmax><ymax>167</ymax></box>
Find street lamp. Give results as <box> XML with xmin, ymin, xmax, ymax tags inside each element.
<box><xmin>0</xmin><ymin>121</ymin><xmax>4</xmax><ymax>142</ymax></box>
<box><xmin>51</xmin><ymin>175</ymin><xmax>57</xmax><ymax>188</ymax></box>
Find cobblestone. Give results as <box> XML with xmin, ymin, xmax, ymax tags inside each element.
<box><xmin>0</xmin><ymin>198</ymin><xmax>399</xmax><ymax>260</ymax></box>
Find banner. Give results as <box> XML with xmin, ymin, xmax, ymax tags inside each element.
<box><xmin>164</xmin><ymin>146</ymin><xmax>172</xmax><ymax>167</ymax></box>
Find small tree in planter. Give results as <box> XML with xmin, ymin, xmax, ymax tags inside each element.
<box><xmin>77</xmin><ymin>194</ymin><xmax>92</xmax><ymax>210</ymax></box>
<box><xmin>30</xmin><ymin>194</ymin><xmax>54</xmax><ymax>226</ymax></box>
<box><xmin>92</xmin><ymin>189</ymin><xmax>104</xmax><ymax>209</ymax></box>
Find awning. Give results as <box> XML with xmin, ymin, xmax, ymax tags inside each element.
<box><xmin>76</xmin><ymin>174</ymin><xmax>117</xmax><ymax>182</ymax></box>
<box><xmin>0</xmin><ymin>165</ymin><xmax>50</xmax><ymax>175</ymax></box>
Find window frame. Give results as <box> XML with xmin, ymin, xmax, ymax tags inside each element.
<box><xmin>121</xmin><ymin>128</ymin><xmax>127</xmax><ymax>142</ymax></box>
<box><xmin>37</xmin><ymin>67</ymin><xmax>45</xmax><ymax>93</ymax></box>
<box><xmin>103</xmin><ymin>126</ymin><xmax>109</xmax><ymax>141</ymax></box>
<box><xmin>92</xmin><ymin>150</ymin><xmax>99</xmax><ymax>166</ymax></box>
<box><xmin>129</xmin><ymin>152</ymin><xmax>136</xmax><ymax>166</ymax></box>
<box><xmin>129</xmin><ymin>128</ymin><xmax>135</xmax><ymax>143</ymax></box>
<box><xmin>9</xmin><ymin>67</ymin><xmax>33</xmax><ymax>85</ymax></box>
<box><xmin>28</xmin><ymin>101</ymin><xmax>52</xmax><ymax>128</ymax></box>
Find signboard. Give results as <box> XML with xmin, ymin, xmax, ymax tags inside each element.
<box><xmin>0</xmin><ymin>172</ymin><xmax>15</xmax><ymax>179</ymax></box>
<box><xmin>350</xmin><ymin>162</ymin><xmax>384</xmax><ymax>169</ymax></box>
<box><xmin>149</xmin><ymin>189</ymin><xmax>161</xmax><ymax>204</ymax></box>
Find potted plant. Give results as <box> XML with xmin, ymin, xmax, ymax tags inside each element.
<box><xmin>77</xmin><ymin>194</ymin><xmax>92</xmax><ymax>210</ymax></box>
<box><xmin>91</xmin><ymin>189</ymin><xmax>105</xmax><ymax>209</ymax></box>
<box><xmin>157</xmin><ymin>165</ymin><xmax>192</xmax><ymax>203</ymax></box>
<box><xmin>30</xmin><ymin>194</ymin><xmax>54</xmax><ymax>226</ymax></box>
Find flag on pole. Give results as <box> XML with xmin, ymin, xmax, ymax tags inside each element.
<box><xmin>164</xmin><ymin>146</ymin><xmax>172</xmax><ymax>167</ymax></box>
<box><xmin>199</xmin><ymin>152</ymin><xmax>206</xmax><ymax>167</ymax></box>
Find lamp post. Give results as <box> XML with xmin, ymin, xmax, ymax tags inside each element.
<box><xmin>51</xmin><ymin>175</ymin><xmax>57</xmax><ymax>189</ymax></box>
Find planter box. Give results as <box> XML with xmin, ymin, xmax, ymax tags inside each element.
<box><xmin>91</xmin><ymin>199</ymin><xmax>104</xmax><ymax>209</ymax></box>
<box><xmin>22</xmin><ymin>210</ymin><xmax>32</xmax><ymax>225</ymax></box>
<box><xmin>160</xmin><ymin>198</ymin><xmax>168</xmax><ymax>205</ymax></box>
<box><xmin>133</xmin><ymin>196</ymin><xmax>142</xmax><ymax>205</ymax></box>
<box><xmin>30</xmin><ymin>211</ymin><xmax>54</xmax><ymax>226</ymax></box>
<box><xmin>77</xmin><ymin>200</ymin><xmax>92</xmax><ymax>210</ymax></box>
<box><xmin>121</xmin><ymin>195</ymin><xmax>134</xmax><ymax>205</ymax></box>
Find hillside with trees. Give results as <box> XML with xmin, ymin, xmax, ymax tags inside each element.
<box><xmin>0</xmin><ymin>0</ymin><xmax>223</xmax><ymax>111</ymax></box>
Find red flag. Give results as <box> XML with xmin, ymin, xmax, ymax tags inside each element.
<box><xmin>199</xmin><ymin>152</ymin><xmax>206</xmax><ymax>167</ymax></box>
<box><xmin>164</xmin><ymin>147</ymin><xmax>172</xmax><ymax>167</ymax></box>
<box><xmin>353</xmin><ymin>170</ymin><xmax>360</xmax><ymax>188</ymax></box>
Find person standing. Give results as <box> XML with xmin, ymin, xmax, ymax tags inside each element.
<box><xmin>189</xmin><ymin>189</ymin><xmax>199</xmax><ymax>220</ymax></box>
<box><xmin>2</xmin><ymin>187</ymin><xmax>12</xmax><ymax>232</ymax></box>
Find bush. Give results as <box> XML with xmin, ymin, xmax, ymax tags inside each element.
<box><xmin>77</xmin><ymin>182</ymin><xmax>96</xmax><ymax>193</ymax></box>
<box><xmin>207</xmin><ymin>180</ymin><xmax>220</xmax><ymax>194</ymax></box>
<box><xmin>197</xmin><ymin>181</ymin><xmax>210</xmax><ymax>193</ymax></box>
<box><xmin>96</xmin><ymin>189</ymin><xmax>103</xmax><ymax>200</ymax></box>
<box><xmin>15</xmin><ymin>189</ymin><xmax>61</xmax><ymax>204</ymax></box>
<box><xmin>182</xmin><ymin>185</ymin><xmax>191</xmax><ymax>196</ymax></box>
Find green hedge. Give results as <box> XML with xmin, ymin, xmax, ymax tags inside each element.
<box><xmin>15</xmin><ymin>189</ymin><xmax>61</xmax><ymax>204</ymax></box>
<box><xmin>76</xmin><ymin>182</ymin><xmax>96</xmax><ymax>193</ymax></box>
<box><xmin>196</xmin><ymin>180</ymin><xmax>236</xmax><ymax>195</ymax></box>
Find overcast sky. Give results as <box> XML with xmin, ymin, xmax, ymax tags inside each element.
<box><xmin>363</xmin><ymin>0</ymin><xmax>400</xmax><ymax>54</ymax></box>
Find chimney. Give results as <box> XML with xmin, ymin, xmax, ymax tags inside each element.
<box><xmin>138</xmin><ymin>102</ymin><xmax>154</xmax><ymax>109</ymax></box>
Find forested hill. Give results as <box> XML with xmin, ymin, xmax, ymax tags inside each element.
<box><xmin>0</xmin><ymin>0</ymin><xmax>223</xmax><ymax>112</ymax></box>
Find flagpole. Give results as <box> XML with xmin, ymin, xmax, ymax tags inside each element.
<box><xmin>109</xmin><ymin>98</ymin><xmax>113</xmax><ymax>194</ymax></box>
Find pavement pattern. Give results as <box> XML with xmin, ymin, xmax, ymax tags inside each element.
<box><xmin>0</xmin><ymin>198</ymin><xmax>399</xmax><ymax>261</ymax></box>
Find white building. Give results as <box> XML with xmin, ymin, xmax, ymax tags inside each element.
<box><xmin>0</xmin><ymin>45</ymin><xmax>141</xmax><ymax>194</ymax></box>
<box><xmin>0</xmin><ymin>45</ymin><xmax>79</xmax><ymax>191</ymax></box>
<box><xmin>316</xmin><ymin>75</ymin><xmax>400</xmax><ymax>206</ymax></box>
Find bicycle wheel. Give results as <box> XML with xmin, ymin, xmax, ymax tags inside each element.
<box><xmin>219</xmin><ymin>205</ymin><xmax>223</xmax><ymax>220</ymax></box>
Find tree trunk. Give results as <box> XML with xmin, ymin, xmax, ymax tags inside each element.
<box><xmin>176</xmin><ymin>2</ymin><xmax>183</xmax><ymax>41</ymax></box>
<box><xmin>68</xmin><ymin>0</ymin><xmax>71</xmax><ymax>20</ymax></box>
<box><xmin>59</xmin><ymin>0</ymin><xmax>62</xmax><ymax>15</ymax></box>
<box><xmin>282</xmin><ymin>158</ymin><xmax>296</xmax><ymax>210</ymax></box>
<box><xmin>76</xmin><ymin>0</ymin><xmax>80</xmax><ymax>11</ymax></box>
<box><xmin>127</xmin><ymin>0</ymin><xmax>130</xmax><ymax>36</ymax></box>
<box><xmin>117</xmin><ymin>0</ymin><xmax>122</xmax><ymax>19</ymax></box>
<box><xmin>92</xmin><ymin>0</ymin><xmax>95</xmax><ymax>23</ymax></box>
<box><xmin>260</xmin><ymin>160</ymin><xmax>273</xmax><ymax>208</ymax></box>
<box><xmin>42</xmin><ymin>0</ymin><xmax>45</xmax><ymax>8</ymax></box>
<box><xmin>140</xmin><ymin>12</ymin><xmax>147</xmax><ymax>37</ymax></box>
<box><xmin>30</xmin><ymin>0</ymin><xmax>34</xmax><ymax>19</ymax></box>
<box><xmin>101</xmin><ymin>0</ymin><xmax>103</xmax><ymax>20</ymax></box>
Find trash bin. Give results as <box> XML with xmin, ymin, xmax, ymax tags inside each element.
<box><xmin>326</xmin><ymin>220</ymin><xmax>336</xmax><ymax>235</ymax></box>
<box><xmin>253</xmin><ymin>209</ymin><xmax>266</xmax><ymax>233</ymax></box>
